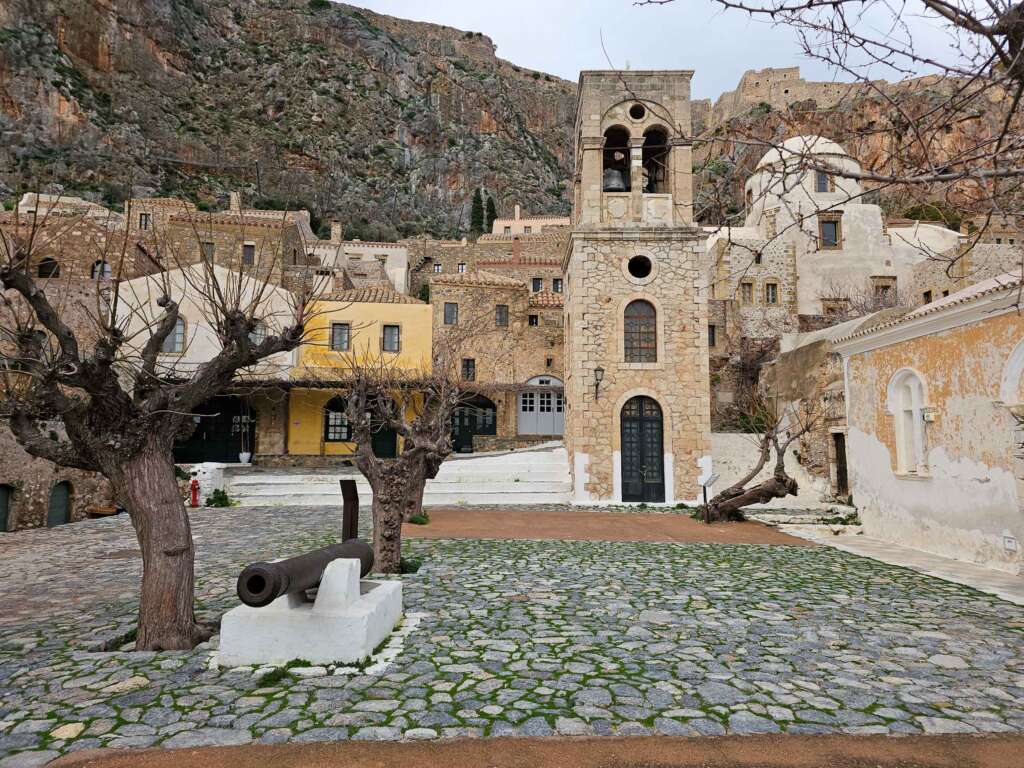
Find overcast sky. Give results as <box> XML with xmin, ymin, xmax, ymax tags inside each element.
<box><xmin>347</xmin><ymin>0</ymin><xmax>951</xmax><ymax>101</ymax></box>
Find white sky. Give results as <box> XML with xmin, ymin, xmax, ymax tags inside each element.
<box><xmin>346</xmin><ymin>0</ymin><xmax>954</xmax><ymax>101</ymax></box>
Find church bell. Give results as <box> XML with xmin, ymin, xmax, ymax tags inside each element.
<box><xmin>602</xmin><ymin>167</ymin><xmax>627</xmax><ymax>192</ymax></box>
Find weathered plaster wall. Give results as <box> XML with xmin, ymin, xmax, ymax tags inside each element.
<box><xmin>844</xmin><ymin>310</ymin><xmax>1024</xmax><ymax>573</ymax></box>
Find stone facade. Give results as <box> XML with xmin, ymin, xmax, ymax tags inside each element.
<box><xmin>564</xmin><ymin>70</ymin><xmax>711</xmax><ymax>505</ymax></box>
<box><xmin>430</xmin><ymin>271</ymin><xmax>563</xmax><ymax>450</ymax></box>
<box><xmin>0</xmin><ymin>416</ymin><xmax>113</xmax><ymax>531</ymax></box>
<box><xmin>491</xmin><ymin>204</ymin><xmax>570</xmax><ymax>236</ymax></box>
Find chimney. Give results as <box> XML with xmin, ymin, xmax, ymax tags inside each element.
<box><xmin>228</xmin><ymin>192</ymin><xmax>241</xmax><ymax>212</ymax></box>
<box><xmin>331</xmin><ymin>221</ymin><xmax>342</xmax><ymax>242</ymax></box>
<box><xmin>514</xmin><ymin>204</ymin><xmax>521</xmax><ymax>221</ymax></box>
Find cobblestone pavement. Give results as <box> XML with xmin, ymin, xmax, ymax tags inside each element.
<box><xmin>1</xmin><ymin>506</ymin><xmax>1023</xmax><ymax>766</ymax></box>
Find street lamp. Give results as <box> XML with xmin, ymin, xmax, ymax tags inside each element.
<box><xmin>594</xmin><ymin>366</ymin><xmax>605</xmax><ymax>400</ymax></box>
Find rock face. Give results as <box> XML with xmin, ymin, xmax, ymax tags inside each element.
<box><xmin>0</xmin><ymin>0</ymin><xmax>575</xmax><ymax>237</ymax></box>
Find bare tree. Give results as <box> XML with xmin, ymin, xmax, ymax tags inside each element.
<box><xmin>704</xmin><ymin>387</ymin><xmax>825</xmax><ymax>520</ymax></box>
<box><xmin>0</xmin><ymin>196</ymin><xmax>321</xmax><ymax>650</ymax></box>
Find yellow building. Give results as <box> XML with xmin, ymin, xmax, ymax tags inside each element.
<box><xmin>287</xmin><ymin>287</ymin><xmax>432</xmax><ymax>458</ymax></box>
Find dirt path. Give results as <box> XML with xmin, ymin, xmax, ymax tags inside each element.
<box><xmin>50</xmin><ymin>734</ymin><xmax>1024</xmax><ymax>768</ymax></box>
<box><xmin>402</xmin><ymin>507</ymin><xmax>812</xmax><ymax>545</ymax></box>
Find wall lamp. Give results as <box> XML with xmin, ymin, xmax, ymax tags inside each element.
<box><xmin>594</xmin><ymin>366</ymin><xmax>605</xmax><ymax>400</ymax></box>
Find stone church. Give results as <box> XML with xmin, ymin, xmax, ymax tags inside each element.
<box><xmin>563</xmin><ymin>71</ymin><xmax>712</xmax><ymax>505</ymax></box>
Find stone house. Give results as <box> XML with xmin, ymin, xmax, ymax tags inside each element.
<box><xmin>832</xmin><ymin>274</ymin><xmax>1024</xmax><ymax>573</ymax></box>
<box><xmin>430</xmin><ymin>270</ymin><xmax>564</xmax><ymax>452</ymax></box>
<box><xmin>490</xmin><ymin>204</ymin><xmax>570</xmax><ymax>236</ymax></box>
<box><xmin>307</xmin><ymin>221</ymin><xmax>410</xmax><ymax>294</ymax></box>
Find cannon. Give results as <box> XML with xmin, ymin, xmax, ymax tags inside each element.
<box><xmin>236</xmin><ymin>539</ymin><xmax>373</xmax><ymax>607</ymax></box>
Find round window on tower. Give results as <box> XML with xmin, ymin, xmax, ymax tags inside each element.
<box><xmin>629</xmin><ymin>103</ymin><xmax>647</xmax><ymax>121</ymax></box>
<box><xmin>627</xmin><ymin>255</ymin><xmax>653</xmax><ymax>279</ymax></box>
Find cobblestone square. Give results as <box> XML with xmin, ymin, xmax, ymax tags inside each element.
<box><xmin>1</xmin><ymin>506</ymin><xmax>1023</xmax><ymax>765</ymax></box>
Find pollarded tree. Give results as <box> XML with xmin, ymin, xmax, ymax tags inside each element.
<box><xmin>0</xmin><ymin>198</ymin><xmax>318</xmax><ymax>650</ymax></box>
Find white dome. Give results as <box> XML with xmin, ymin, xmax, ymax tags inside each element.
<box><xmin>754</xmin><ymin>135</ymin><xmax>852</xmax><ymax>171</ymax></box>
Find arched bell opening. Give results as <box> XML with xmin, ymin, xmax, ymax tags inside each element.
<box><xmin>642</xmin><ymin>127</ymin><xmax>669</xmax><ymax>194</ymax></box>
<box><xmin>603</xmin><ymin>126</ymin><xmax>631</xmax><ymax>192</ymax></box>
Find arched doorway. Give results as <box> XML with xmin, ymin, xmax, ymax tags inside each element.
<box><xmin>620</xmin><ymin>396</ymin><xmax>664</xmax><ymax>502</ymax></box>
<box><xmin>518</xmin><ymin>376</ymin><xmax>565</xmax><ymax>436</ymax></box>
<box><xmin>451</xmin><ymin>395</ymin><xmax>497</xmax><ymax>453</ymax></box>
<box><xmin>47</xmin><ymin>481</ymin><xmax>72</xmax><ymax>527</ymax></box>
<box><xmin>0</xmin><ymin>484</ymin><xmax>12</xmax><ymax>532</ymax></box>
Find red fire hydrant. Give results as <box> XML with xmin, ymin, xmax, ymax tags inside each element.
<box><xmin>189</xmin><ymin>477</ymin><xmax>200</xmax><ymax>508</ymax></box>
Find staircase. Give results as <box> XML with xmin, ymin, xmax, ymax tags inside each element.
<box><xmin>224</xmin><ymin>443</ymin><xmax>572</xmax><ymax>507</ymax></box>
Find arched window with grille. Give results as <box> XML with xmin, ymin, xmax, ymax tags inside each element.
<box><xmin>624</xmin><ymin>300</ymin><xmax>657</xmax><ymax>363</ymax></box>
<box><xmin>323</xmin><ymin>396</ymin><xmax>351</xmax><ymax>442</ymax></box>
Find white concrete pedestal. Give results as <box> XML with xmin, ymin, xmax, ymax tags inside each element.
<box><xmin>218</xmin><ymin>559</ymin><xmax>402</xmax><ymax>667</ymax></box>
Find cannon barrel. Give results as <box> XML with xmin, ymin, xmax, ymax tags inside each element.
<box><xmin>237</xmin><ymin>539</ymin><xmax>374</xmax><ymax>608</ymax></box>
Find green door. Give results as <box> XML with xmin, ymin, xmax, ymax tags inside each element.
<box><xmin>0</xmin><ymin>485</ymin><xmax>11</xmax><ymax>532</ymax></box>
<box><xmin>47</xmin><ymin>482</ymin><xmax>71</xmax><ymax>527</ymax></box>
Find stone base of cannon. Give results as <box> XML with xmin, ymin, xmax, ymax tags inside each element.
<box><xmin>218</xmin><ymin>558</ymin><xmax>402</xmax><ymax>667</ymax></box>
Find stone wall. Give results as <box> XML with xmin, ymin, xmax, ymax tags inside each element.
<box><xmin>910</xmin><ymin>243</ymin><xmax>1023</xmax><ymax>305</ymax></box>
<box><xmin>0</xmin><ymin>418</ymin><xmax>113</xmax><ymax>531</ymax></box>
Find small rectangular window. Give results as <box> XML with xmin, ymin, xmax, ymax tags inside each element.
<box><xmin>433</xmin><ymin>263</ymin><xmax>442</xmax><ymax>273</ymax></box>
<box><xmin>815</xmin><ymin>170</ymin><xmax>830</xmax><ymax>193</ymax></box>
<box><xmin>504</xmin><ymin>226</ymin><xmax>512</xmax><ymax>235</ymax></box>
<box><xmin>922</xmin><ymin>290</ymin><xmax>933</xmax><ymax>304</ymax></box>
<box><xmin>819</xmin><ymin>217</ymin><xmax>841</xmax><ymax>249</ymax></box>
<box><xmin>461</xmin><ymin>358</ymin><xmax>476</xmax><ymax>381</ymax></box>
<box><xmin>201</xmin><ymin>241</ymin><xmax>215</xmax><ymax>260</ymax></box>
<box><xmin>330</xmin><ymin>323</ymin><xmax>350</xmax><ymax>351</ymax></box>
<box><xmin>161</xmin><ymin>318</ymin><xmax>186</xmax><ymax>354</ymax></box>
<box><xmin>242</xmin><ymin>243</ymin><xmax>255</xmax><ymax>266</ymax></box>
<box><xmin>765</xmin><ymin>282</ymin><xmax>779</xmax><ymax>305</ymax></box>
<box><xmin>444</xmin><ymin>302</ymin><xmax>459</xmax><ymax>325</ymax></box>
<box><xmin>942</xmin><ymin>289</ymin><xmax>949</xmax><ymax>297</ymax></box>
<box><xmin>528</xmin><ymin>314</ymin><xmax>539</xmax><ymax>326</ymax></box>
<box><xmin>708</xmin><ymin>324</ymin><xmax>717</xmax><ymax>347</ymax></box>
<box><xmin>552</xmin><ymin>278</ymin><xmax>563</xmax><ymax>293</ymax></box>
<box><xmin>524</xmin><ymin>226</ymin><xmax>532</xmax><ymax>234</ymax></box>
<box><xmin>532</xmin><ymin>277</ymin><xmax>542</xmax><ymax>292</ymax></box>
<box><xmin>546</xmin><ymin>356</ymin><xmax>553</xmax><ymax>368</ymax></box>
<box><xmin>382</xmin><ymin>324</ymin><xmax>401</xmax><ymax>353</ymax></box>
<box><xmin>324</xmin><ymin>409</ymin><xmax>351</xmax><ymax>442</ymax></box>
<box><xmin>139</xmin><ymin>212</ymin><xmax>151</xmax><ymax>231</ymax></box>
<box><xmin>457</xmin><ymin>263</ymin><xmax>466</xmax><ymax>273</ymax></box>
<box><xmin>754</xmin><ymin>252</ymin><xmax>762</xmax><ymax>265</ymax></box>
<box><xmin>740</xmin><ymin>282</ymin><xmax>754</xmax><ymax>304</ymax></box>
<box><xmin>495</xmin><ymin>304</ymin><xmax>508</xmax><ymax>327</ymax></box>
<box><xmin>996</xmin><ymin>237</ymin><xmax>1003</xmax><ymax>244</ymax></box>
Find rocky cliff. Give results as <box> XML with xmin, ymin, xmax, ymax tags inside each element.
<box><xmin>0</xmin><ymin>0</ymin><xmax>576</xmax><ymax>238</ymax></box>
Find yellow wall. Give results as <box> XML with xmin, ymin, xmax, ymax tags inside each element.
<box><xmin>286</xmin><ymin>388</ymin><xmax>423</xmax><ymax>456</ymax></box>
<box><xmin>296</xmin><ymin>298</ymin><xmax>433</xmax><ymax>374</ymax></box>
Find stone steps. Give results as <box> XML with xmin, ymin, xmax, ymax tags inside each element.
<box><xmin>226</xmin><ymin>446</ymin><xmax>572</xmax><ymax>507</ymax></box>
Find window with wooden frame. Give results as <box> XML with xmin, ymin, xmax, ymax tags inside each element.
<box><xmin>814</xmin><ymin>170</ymin><xmax>833</xmax><ymax>193</ymax></box>
<box><xmin>818</xmin><ymin>214</ymin><xmax>842</xmax><ymax>249</ymax></box>
<box><xmin>444</xmin><ymin>302</ymin><xmax>459</xmax><ymax>325</ymax></box>
<box><xmin>740</xmin><ymin>281</ymin><xmax>754</xmax><ymax>304</ymax></box>
<box><xmin>138</xmin><ymin>212</ymin><xmax>151</xmax><ymax>231</ymax></box>
<box><xmin>764</xmin><ymin>282</ymin><xmax>779</xmax><ymax>305</ymax></box>
<box><xmin>528</xmin><ymin>314</ymin><xmax>539</xmax><ymax>326</ymax></box>
<box><xmin>242</xmin><ymin>243</ymin><xmax>256</xmax><ymax>266</ymax></box>
<box><xmin>708</xmin><ymin>324</ymin><xmax>717</xmax><ymax>348</ymax></box>
<box><xmin>461</xmin><ymin>358</ymin><xmax>476</xmax><ymax>381</ymax></box>
<box><xmin>495</xmin><ymin>304</ymin><xmax>508</xmax><ymax>327</ymax></box>
<box><xmin>323</xmin><ymin>396</ymin><xmax>351</xmax><ymax>442</ymax></box>
<box><xmin>201</xmin><ymin>241</ymin><xmax>215</xmax><ymax>260</ymax></box>
<box><xmin>457</xmin><ymin>263</ymin><xmax>466</xmax><ymax>273</ymax></box>
<box><xmin>330</xmin><ymin>323</ymin><xmax>350</xmax><ymax>351</ymax></box>
<box><xmin>532</xmin><ymin>277</ymin><xmax>543</xmax><ymax>293</ymax></box>
<box><xmin>552</xmin><ymin>278</ymin><xmax>563</xmax><ymax>293</ymax></box>
<box><xmin>623</xmin><ymin>300</ymin><xmax>657</xmax><ymax>363</ymax></box>
<box><xmin>381</xmin><ymin>324</ymin><xmax>401</xmax><ymax>353</ymax></box>
<box><xmin>433</xmin><ymin>263</ymin><xmax>442</xmax><ymax>273</ymax></box>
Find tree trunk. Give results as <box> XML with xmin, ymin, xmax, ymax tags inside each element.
<box><xmin>367</xmin><ymin>458</ymin><xmax>425</xmax><ymax>573</ymax></box>
<box><xmin>113</xmin><ymin>443</ymin><xmax>205</xmax><ymax>651</ymax></box>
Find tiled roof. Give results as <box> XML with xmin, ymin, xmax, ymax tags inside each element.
<box><xmin>320</xmin><ymin>286</ymin><xmax>425</xmax><ymax>304</ymax></box>
<box><xmin>833</xmin><ymin>271</ymin><xmax>1023</xmax><ymax>344</ymax></box>
<box><xmin>431</xmin><ymin>270</ymin><xmax>526</xmax><ymax>289</ymax></box>
<box><xmin>529</xmin><ymin>290</ymin><xmax>564</xmax><ymax>308</ymax></box>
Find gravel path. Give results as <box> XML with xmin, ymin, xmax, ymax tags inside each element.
<box><xmin>0</xmin><ymin>506</ymin><xmax>1022</xmax><ymax>766</ymax></box>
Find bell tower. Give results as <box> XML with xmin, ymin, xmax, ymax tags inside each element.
<box><xmin>563</xmin><ymin>70</ymin><xmax>711</xmax><ymax>505</ymax></box>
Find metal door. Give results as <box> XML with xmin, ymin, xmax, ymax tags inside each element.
<box><xmin>620</xmin><ymin>396</ymin><xmax>664</xmax><ymax>503</ymax></box>
<box><xmin>47</xmin><ymin>481</ymin><xmax>71</xmax><ymax>527</ymax></box>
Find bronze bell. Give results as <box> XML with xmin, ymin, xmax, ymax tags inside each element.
<box><xmin>603</xmin><ymin>167</ymin><xmax>627</xmax><ymax>192</ymax></box>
